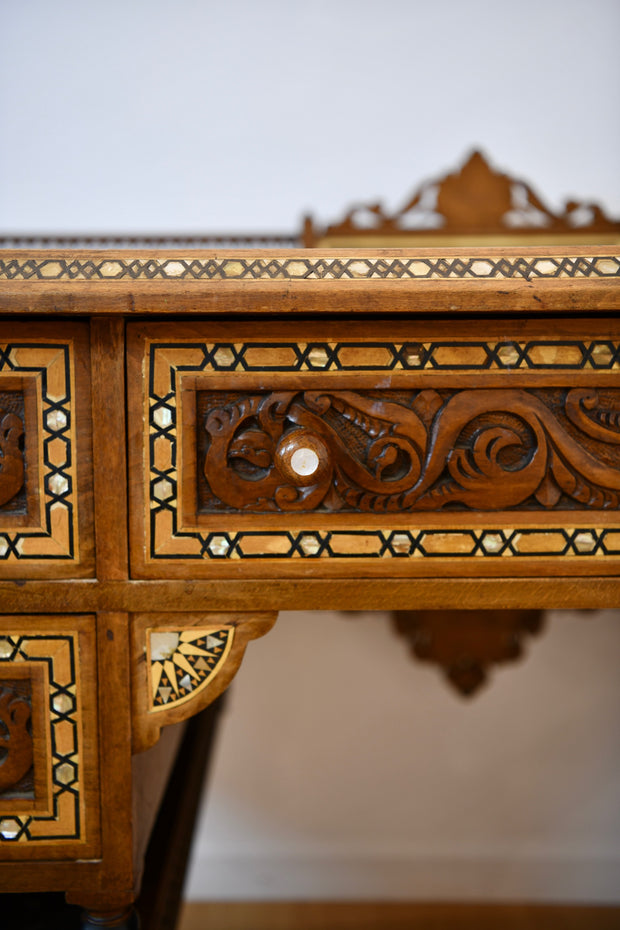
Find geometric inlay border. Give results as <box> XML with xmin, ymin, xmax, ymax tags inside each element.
<box><xmin>149</xmin><ymin>526</ymin><xmax>620</xmax><ymax>562</ymax></box>
<box><xmin>1</xmin><ymin>254</ymin><xmax>620</xmax><ymax>282</ymax></box>
<box><xmin>0</xmin><ymin>342</ymin><xmax>78</xmax><ymax>562</ymax></box>
<box><xmin>149</xmin><ymin>339</ymin><xmax>620</xmax><ymax>374</ymax></box>
<box><xmin>144</xmin><ymin>337</ymin><xmax>620</xmax><ymax>566</ymax></box>
<box><xmin>166</xmin><ymin>527</ymin><xmax>620</xmax><ymax>559</ymax></box>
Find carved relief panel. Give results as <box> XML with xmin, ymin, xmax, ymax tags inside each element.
<box><xmin>0</xmin><ymin>616</ymin><xmax>100</xmax><ymax>860</ymax></box>
<box><xmin>128</xmin><ymin>319</ymin><xmax>620</xmax><ymax>579</ymax></box>
<box><xmin>0</xmin><ymin>325</ymin><xmax>94</xmax><ymax>578</ymax></box>
<box><xmin>197</xmin><ymin>387</ymin><xmax>620</xmax><ymax>514</ymax></box>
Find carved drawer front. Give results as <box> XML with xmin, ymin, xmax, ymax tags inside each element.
<box><xmin>128</xmin><ymin>320</ymin><xmax>620</xmax><ymax>579</ymax></box>
<box><xmin>0</xmin><ymin>615</ymin><xmax>100</xmax><ymax>860</ymax></box>
<box><xmin>0</xmin><ymin>324</ymin><xmax>94</xmax><ymax>578</ymax></box>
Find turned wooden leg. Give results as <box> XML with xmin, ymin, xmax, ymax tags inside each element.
<box><xmin>80</xmin><ymin>904</ymin><xmax>139</xmax><ymax>929</ymax></box>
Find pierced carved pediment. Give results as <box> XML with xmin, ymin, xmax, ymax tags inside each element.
<box><xmin>310</xmin><ymin>150</ymin><xmax>620</xmax><ymax>243</ymax></box>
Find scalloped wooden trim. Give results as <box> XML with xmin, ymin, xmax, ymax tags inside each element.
<box><xmin>393</xmin><ymin>609</ymin><xmax>544</xmax><ymax>696</ymax></box>
<box><xmin>131</xmin><ymin>611</ymin><xmax>277</xmax><ymax>753</ymax></box>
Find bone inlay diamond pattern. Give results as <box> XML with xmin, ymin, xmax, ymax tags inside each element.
<box><xmin>1</xmin><ymin>255</ymin><xmax>619</xmax><ymax>281</ymax></box>
<box><xmin>147</xmin><ymin>340</ymin><xmax>620</xmax><ymax>373</ymax></box>
<box><xmin>0</xmin><ymin>338</ymin><xmax>83</xmax><ymax>566</ymax></box>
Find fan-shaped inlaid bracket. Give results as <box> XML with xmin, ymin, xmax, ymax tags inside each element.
<box><xmin>131</xmin><ymin>611</ymin><xmax>277</xmax><ymax>752</ymax></box>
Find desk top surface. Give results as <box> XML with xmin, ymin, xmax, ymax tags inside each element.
<box><xmin>0</xmin><ymin>246</ymin><xmax>618</xmax><ymax>316</ymax></box>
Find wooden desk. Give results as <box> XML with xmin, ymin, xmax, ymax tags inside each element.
<box><xmin>0</xmin><ymin>247</ymin><xmax>618</xmax><ymax>927</ymax></box>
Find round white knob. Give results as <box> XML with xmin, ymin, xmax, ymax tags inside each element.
<box><xmin>290</xmin><ymin>447</ymin><xmax>320</xmax><ymax>477</ymax></box>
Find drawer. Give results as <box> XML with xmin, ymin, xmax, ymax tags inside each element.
<box><xmin>128</xmin><ymin>320</ymin><xmax>620</xmax><ymax>579</ymax></box>
<box><xmin>0</xmin><ymin>323</ymin><xmax>94</xmax><ymax>578</ymax></box>
<box><xmin>0</xmin><ymin>614</ymin><xmax>100</xmax><ymax>860</ymax></box>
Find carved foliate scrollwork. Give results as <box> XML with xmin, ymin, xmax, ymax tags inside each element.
<box><xmin>202</xmin><ymin>388</ymin><xmax>620</xmax><ymax>514</ymax></box>
<box><xmin>0</xmin><ymin>408</ymin><xmax>24</xmax><ymax>508</ymax></box>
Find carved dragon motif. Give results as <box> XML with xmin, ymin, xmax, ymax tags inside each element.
<box><xmin>203</xmin><ymin>388</ymin><xmax>620</xmax><ymax>513</ymax></box>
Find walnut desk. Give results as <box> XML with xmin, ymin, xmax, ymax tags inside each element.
<box><xmin>0</xmin><ymin>247</ymin><xmax>619</xmax><ymax>928</ymax></box>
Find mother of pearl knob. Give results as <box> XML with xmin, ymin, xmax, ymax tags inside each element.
<box><xmin>290</xmin><ymin>447</ymin><xmax>320</xmax><ymax>477</ymax></box>
<box><xmin>275</xmin><ymin>430</ymin><xmax>329</xmax><ymax>485</ymax></box>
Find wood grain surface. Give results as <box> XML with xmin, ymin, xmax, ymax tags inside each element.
<box><xmin>0</xmin><ymin>246</ymin><xmax>618</xmax><ymax>922</ymax></box>
<box><xmin>178</xmin><ymin>901</ymin><xmax>620</xmax><ymax>930</ymax></box>
<box><xmin>1</xmin><ymin>247</ymin><xmax>618</xmax><ymax>315</ymax></box>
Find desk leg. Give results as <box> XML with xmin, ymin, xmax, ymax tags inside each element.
<box><xmin>80</xmin><ymin>904</ymin><xmax>139</xmax><ymax>929</ymax></box>
<box><xmin>67</xmin><ymin>612</ymin><xmax>137</xmax><ymax>925</ymax></box>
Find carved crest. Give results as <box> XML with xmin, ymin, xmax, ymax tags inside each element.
<box><xmin>305</xmin><ymin>150</ymin><xmax>620</xmax><ymax>243</ymax></box>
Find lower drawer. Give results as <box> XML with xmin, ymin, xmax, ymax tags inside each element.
<box><xmin>0</xmin><ymin>615</ymin><xmax>100</xmax><ymax>860</ymax></box>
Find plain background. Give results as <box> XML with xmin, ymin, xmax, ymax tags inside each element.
<box><xmin>2</xmin><ymin>0</ymin><xmax>620</xmax><ymax>233</ymax></box>
<box><xmin>2</xmin><ymin>0</ymin><xmax>620</xmax><ymax>903</ymax></box>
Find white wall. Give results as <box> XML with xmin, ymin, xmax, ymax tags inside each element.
<box><xmin>2</xmin><ymin>0</ymin><xmax>620</xmax><ymax>904</ymax></box>
<box><xmin>186</xmin><ymin>610</ymin><xmax>620</xmax><ymax>902</ymax></box>
<box><xmin>2</xmin><ymin>0</ymin><xmax>620</xmax><ymax>232</ymax></box>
